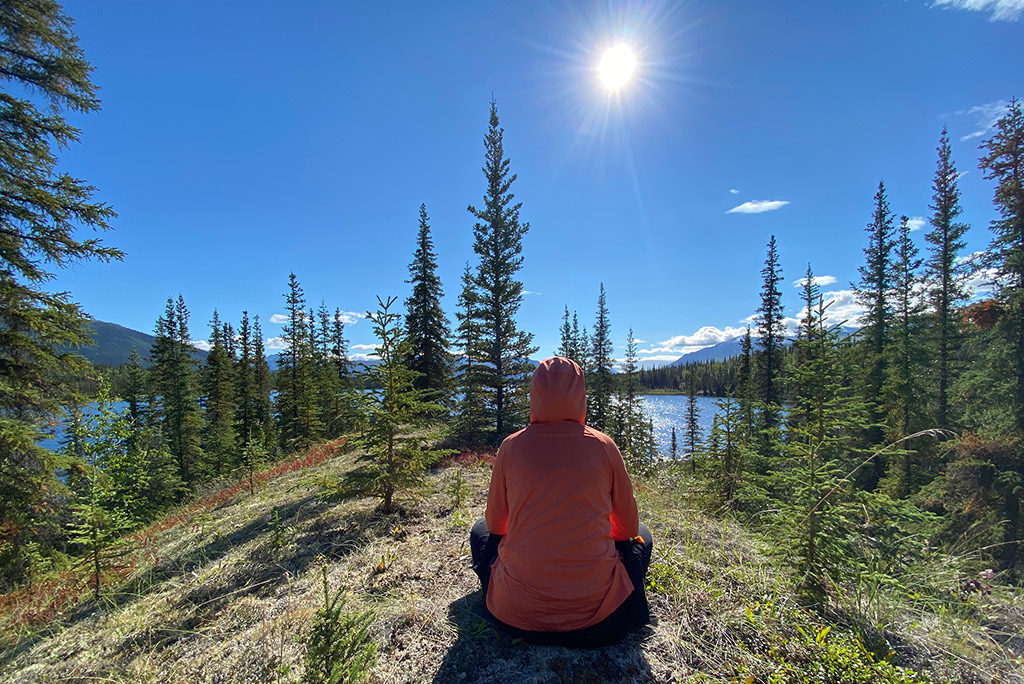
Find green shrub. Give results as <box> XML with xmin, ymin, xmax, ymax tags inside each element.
<box><xmin>302</xmin><ymin>565</ymin><xmax>377</xmax><ymax>684</ymax></box>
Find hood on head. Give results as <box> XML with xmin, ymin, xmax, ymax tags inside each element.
<box><xmin>530</xmin><ymin>356</ymin><xmax>587</xmax><ymax>424</ymax></box>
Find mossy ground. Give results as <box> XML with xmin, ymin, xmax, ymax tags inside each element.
<box><xmin>1</xmin><ymin>442</ymin><xmax>1021</xmax><ymax>683</ymax></box>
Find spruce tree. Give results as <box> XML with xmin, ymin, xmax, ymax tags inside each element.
<box><xmin>925</xmin><ymin>127</ymin><xmax>970</xmax><ymax>429</ymax></box>
<box><xmin>976</xmin><ymin>98</ymin><xmax>1024</xmax><ymax>570</ymax></box>
<box><xmin>979</xmin><ymin>98</ymin><xmax>1024</xmax><ymax>432</ymax></box>
<box><xmin>201</xmin><ymin>310</ymin><xmax>237</xmax><ymax>475</ymax></box>
<box><xmin>150</xmin><ymin>296</ymin><xmax>204</xmax><ymax>484</ymax></box>
<box><xmin>235</xmin><ymin>310</ymin><xmax>258</xmax><ymax>450</ymax></box>
<box><xmin>252</xmin><ymin>315</ymin><xmax>275</xmax><ymax>450</ymax></box>
<box><xmin>453</xmin><ymin>264</ymin><xmax>488</xmax><ymax>446</ymax></box>
<box><xmin>0</xmin><ymin>0</ymin><xmax>123</xmax><ymax>586</ymax></box>
<box><xmin>684</xmin><ymin>372</ymin><xmax>702</xmax><ymax>474</ymax></box>
<box><xmin>756</xmin><ymin>236</ymin><xmax>786</xmax><ymax>431</ymax></box>
<box><xmin>884</xmin><ymin>217</ymin><xmax>928</xmax><ymax>496</ymax></box>
<box><xmin>737</xmin><ymin>327</ymin><xmax>756</xmax><ymax>443</ymax></box>
<box><xmin>276</xmin><ymin>273</ymin><xmax>322</xmax><ymax>450</ymax></box>
<box><xmin>852</xmin><ymin>182</ymin><xmax>897</xmax><ymax>455</ymax></box>
<box><xmin>461</xmin><ymin>99</ymin><xmax>538</xmax><ymax>443</ymax></box>
<box><xmin>330</xmin><ymin>308</ymin><xmax>357</xmax><ymax>436</ymax></box>
<box><xmin>588</xmin><ymin>283</ymin><xmax>614</xmax><ymax>431</ymax></box>
<box><xmin>343</xmin><ymin>297</ymin><xmax>449</xmax><ymax>512</ymax></box>
<box><xmin>404</xmin><ymin>204</ymin><xmax>452</xmax><ymax>400</ymax></box>
<box><xmin>315</xmin><ymin>301</ymin><xmax>344</xmax><ymax>438</ymax></box>
<box><xmin>779</xmin><ymin>267</ymin><xmax>866</xmax><ymax>596</ymax></box>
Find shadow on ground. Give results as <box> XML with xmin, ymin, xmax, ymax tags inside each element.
<box><xmin>433</xmin><ymin>592</ymin><xmax>656</xmax><ymax>684</ymax></box>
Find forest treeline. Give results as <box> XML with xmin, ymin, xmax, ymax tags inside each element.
<box><xmin>2</xmin><ymin>0</ymin><xmax>1023</xmax><ymax>608</ymax></box>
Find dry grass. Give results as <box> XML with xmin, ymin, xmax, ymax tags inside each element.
<box><xmin>0</xmin><ymin>442</ymin><xmax>1021</xmax><ymax>683</ymax></box>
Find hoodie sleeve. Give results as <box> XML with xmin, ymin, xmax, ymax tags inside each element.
<box><xmin>485</xmin><ymin>441</ymin><xmax>510</xmax><ymax>536</ymax></box>
<box><xmin>606</xmin><ymin>439</ymin><xmax>639</xmax><ymax>541</ymax></box>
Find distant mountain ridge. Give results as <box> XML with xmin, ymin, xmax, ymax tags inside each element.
<box><xmin>82</xmin><ymin>320</ymin><xmax>208</xmax><ymax>366</ymax></box>
<box><xmin>668</xmin><ymin>326</ymin><xmax>859</xmax><ymax>366</ymax></box>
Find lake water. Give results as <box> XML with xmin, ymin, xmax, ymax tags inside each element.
<box><xmin>37</xmin><ymin>395</ymin><xmax>718</xmax><ymax>457</ymax></box>
<box><xmin>638</xmin><ymin>394</ymin><xmax>721</xmax><ymax>456</ymax></box>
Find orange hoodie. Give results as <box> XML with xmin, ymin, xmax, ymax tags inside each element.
<box><xmin>484</xmin><ymin>356</ymin><xmax>639</xmax><ymax>632</ymax></box>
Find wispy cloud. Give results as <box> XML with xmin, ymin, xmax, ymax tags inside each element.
<box><xmin>265</xmin><ymin>336</ymin><xmax>287</xmax><ymax>350</ymax></box>
<box><xmin>906</xmin><ymin>216</ymin><xmax>927</xmax><ymax>232</ymax></box>
<box><xmin>726</xmin><ymin>200</ymin><xmax>789</xmax><ymax>214</ymax></box>
<box><xmin>956</xmin><ymin>100</ymin><xmax>1010</xmax><ymax>141</ymax></box>
<box><xmin>522</xmin><ymin>290</ymin><xmax>542</xmax><ymax>296</ymax></box>
<box><xmin>269</xmin><ymin>313</ymin><xmax>288</xmax><ymax>325</ymax></box>
<box><xmin>729</xmin><ymin>188</ymin><xmax>739</xmax><ymax>194</ymax></box>
<box><xmin>931</xmin><ymin>0</ymin><xmax>1024</xmax><ymax>21</ymax></box>
<box><xmin>792</xmin><ymin>274</ymin><xmax>837</xmax><ymax>288</ymax></box>
<box><xmin>350</xmin><ymin>343</ymin><xmax>377</xmax><ymax>352</ymax></box>
<box><xmin>191</xmin><ymin>340</ymin><xmax>212</xmax><ymax>352</ymax></box>
<box><xmin>351</xmin><ymin>353</ymin><xmax>379</xmax><ymax>362</ymax></box>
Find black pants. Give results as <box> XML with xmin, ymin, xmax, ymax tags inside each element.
<box><xmin>469</xmin><ymin>518</ymin><xmax>653</xmax><ymax>647</ymax></box>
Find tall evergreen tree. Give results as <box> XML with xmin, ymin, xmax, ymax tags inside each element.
<box><xmin>975</xmin><ymin>98</ymin><xmax>1024</xmax><ymax>570</ymax></box>
<box><xmin>453</xmin><ymin>263</ymin><xmax>489</xmax><ymax>446</ymax></box>
<box><xmin>201</xmin><ymin>310</ymin><xmax>236</xmax><ymax>475</ymax></box>
<box><xmin>588</xmin><ymin>283</ymin><xmax>614</xmax><ymax>431</ymax></box>
<box><xmin>925</xmin><ymin>127</ymin><xmax>970</xmax><ymax>429</ymax></box>
<box><xmin>314</xmin><ymin>301</ymin><xmax>343</xmax><ymax>437</ymax></box>
<box><xmin>979</xmin><ymin>98</ymin><xmax>1024</xmax><ymax>432</ymax></box>
<box><xmin>737</xmin><ymin>327</ymin><xmax>756</xmax><ymax>443</ymax></box>
<box><xmin>329</xmin><ymin>308</ymin><xmax>356</xmax><ymax>435</ymax></box>
<box><xmin>684</xmin><ymin>372</ymin><xmax>702</xmax><ymax>473</ymax></box>
<box><xmin>150</xmin><ymin>296</ymin><xmax>203</xmax><ymax>484</ymax></box>
<box><xmin>252</xmin><ymin>315</ymin><xmax>275</xmax><ymax>450</ymax></box>
<box><xmin>404</xmin><ymin>203</ymin><xmax>452</xmax><ymax>399</ymax></box>
<box><xmin>460</xmin><ymin>98</ymin><xmax>538</xmax><ymax>442</ymax></box>
<box><xmin>123</xmin><ymin>348</ymin><xmax>147</xmax><ymax>453</ymax></box>
<box><xmin>0</xmin><ymin>0</ymin><xmax>123</xmax><ymax>587</ymax></box>
<box><xmin>756</xmin><ymin>236</ymin><xmax>786</xmax><ymax>430</ymax></box>
<box><xmin>852</xmin><ymin>182</ymin><xmax>897</xmax><ymax>455</ymax></box>
<box><xmin>276</xmin><ymin>273</ymin><xmax>321</xmax><ymax>450</ymax></box>
<box><xmin>884</xmin><ymin>217</ymin><xmax>928</xmax><ymax>496</ymax></box>
<box><xmin>235</xmin><ymin>310</ymin><xmax>257</xmax><ymax>450</ymax></box>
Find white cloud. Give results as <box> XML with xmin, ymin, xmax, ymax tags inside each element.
<box><xmin>268</xmin><ymin>310</ymin><xmax>362</xmax><ymax>326</ymax></box>
<box><xmin>351</xmin><ymin>353</ymin><xmax>379</xmax><ymax>362</ymax></box>
<box><xmin>637</xmin><ymin>325</ymin><xmax>749</xmax><ymax>363</ymax></box>
<box><xmin>792</xmin><ymin>274</ymin><xmax>837</xmax><ymax>288</ymax></box>
<box><xmin>959</xmin><ymin>251</ymin><xmax>1001</xmax><ymax>299</ymax></box>
<box><xmin>350</xmin><ymin>343</ymin><xmax>377</xmax><ymax>352</ymax></box>
<box><xmin>191</xmin><ymin>340</ymin><xmax>212</xmax><ymax>352</ymax></box>
<box><xmin>726</xmin><ymin>200</ymin><xmax>790</xmax><ymax>214</ymax></box>
<box><xmin>265</xmin><ymin>336</ymin><xmax>287</xmax><ymax>350</ymax></box>
<box><xmin>522</xmin><ymin>290</ymin><xmax>542</xmax><ymax>296</ymax></box>
<box><xmin>336</xmin><ymin>310</ymin><xmax>363</xmax><ymax>325</ymax></box>
<box><xmin>729</xmin><ymin>188</ymin><xmax>739</xmax><ymax>194</ymax></box>
<box><xmin>932</xmin><ymin>0</ymin><xmax>1024</xmax><ymax>21</ymax></box>
<box><xmin>819</xmin><ymin>289</ymin><xmax>864</xmax><ymax>325</ymax></box>
<box><xmin>956</xmin><ymin>100</ymin><xmax>1011</xmax><ymax>141</ymax></box>
<box><xmin>906</xmin><ymin>216</ymin><xmax>927</xmax><ymax>232</ymax></box>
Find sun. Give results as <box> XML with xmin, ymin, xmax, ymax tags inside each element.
<box><xmin>598</xmin><ymin>43</ymin><xmax>637</xmax><ymax>91</ymax></box>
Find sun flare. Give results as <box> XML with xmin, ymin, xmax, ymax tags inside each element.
<box><xmin>598</xmin><ymin>44</ymin><xmax>636</xmax><ymax>91</ymax></box>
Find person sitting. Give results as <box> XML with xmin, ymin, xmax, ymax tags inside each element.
<box><xmin>469</xmin><ymin>356</ymin><xmax>653</xmax><ymax>647</ymax></box>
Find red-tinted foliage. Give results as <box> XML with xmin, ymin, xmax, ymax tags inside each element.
<box><xmin>442</xmin><ymin>449</ymin><xmax>496</xmax><ymax>467</ymax></box>
<box><xmin>0</xmin><ymin>438</ymin><xmax>347</xmax><ymax>643</ymax></box>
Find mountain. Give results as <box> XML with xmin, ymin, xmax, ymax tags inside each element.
<box><xmin>82</xmin><ymin>320</ymin><xmax>208</xmax><ymax>366</ymax></box>
<box><xmin>669</xmin><ymin>326</ymin><xmax>860</xmax><ymax>366</ymax></box>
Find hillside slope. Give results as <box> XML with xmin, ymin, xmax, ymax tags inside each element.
<box><xmin>1</xmin><ymin>444</ymin><xmax>1021</xmax><ymax>683</ymax></box>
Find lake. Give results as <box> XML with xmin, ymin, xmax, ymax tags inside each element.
<box><xmin>638</xmin><ymin>394</ymin><xmax>721</xmax><ymax>456</ymax></box>
<box><xmin>36</xmin><ymin>395</ymin><xmax>719</xmax><ymax>457</ymax></box>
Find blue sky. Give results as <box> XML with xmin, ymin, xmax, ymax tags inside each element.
<box><xmin>52</xmin><ymin>0</ymin><xmax>1022</xmax><ymax>365</ymax></box>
